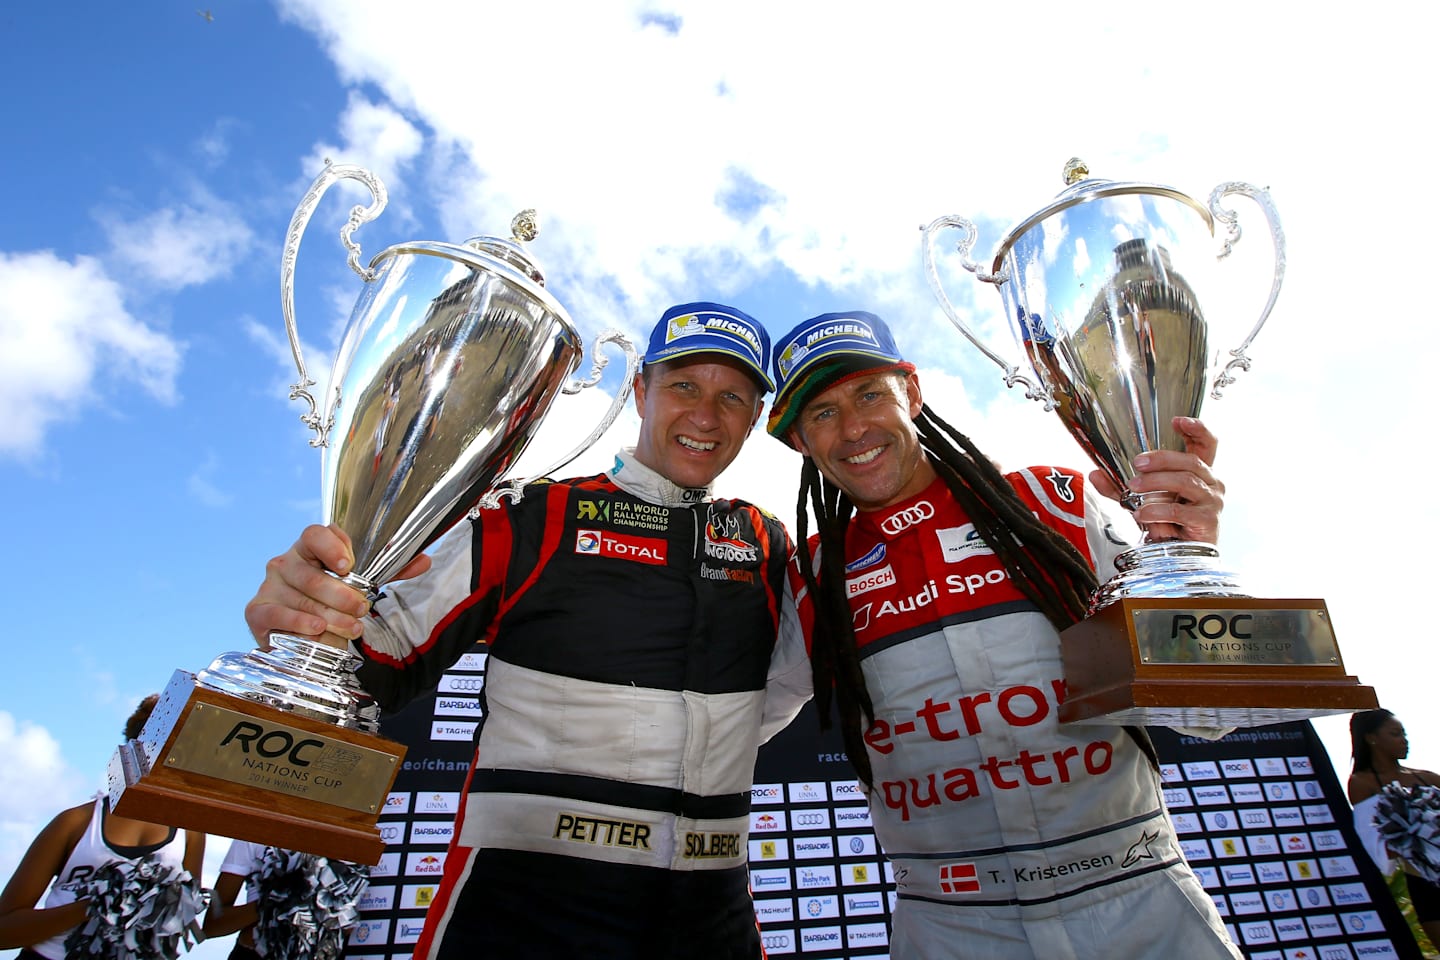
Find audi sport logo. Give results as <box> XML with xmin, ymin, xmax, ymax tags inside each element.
<box><xmin>879</xmin><ymin>501</ymin><xmax>933</xmax><ymax>535</ymax></box>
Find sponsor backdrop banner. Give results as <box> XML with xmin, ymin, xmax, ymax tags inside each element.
<box><xmin>343</xmin><ymin>644</ymin><xmax>1420</xmax><ymax>959</ymax></box>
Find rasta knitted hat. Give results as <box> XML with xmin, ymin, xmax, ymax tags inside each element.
<box><xmin>765</xmin><ymin>311</ymin><xmax>913</xmax><ymax>447</ymax></box>
<box><xmin>641</xmin><ymin>302</ymin><xmax>774</xmax><ymax>392</ymax></box>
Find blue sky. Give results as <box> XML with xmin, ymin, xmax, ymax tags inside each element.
<box><xmin>3</xmin><ymin>3</ymin><xmax>1437</xmax><ymax>957</ymax></box>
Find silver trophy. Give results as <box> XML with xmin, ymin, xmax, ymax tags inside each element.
<box><xmin>922</xmin><ymin>158</ymin><xmax>1282</xmax><ymax>610</ymax></box>
<box><xmin>922</xmin><ymin>159</ymin><xmax>1375</xmax><ymax>726</ymax></box>
<box><xmin>197</xmin><ymin>163</ymin><xmax>637</xmax><ymax>730</ymax></box>
<box><xmin>110</xmin><ymin>164</ymin><xmax>635</xmax><ymax>859</ymax></box>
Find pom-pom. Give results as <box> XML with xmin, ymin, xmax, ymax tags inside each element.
<box><xmin>251</xmin><ymin>847</ymin><xmax>370</xmax><ymax>960</ymax></box>
<box><xmin>64</xmin><ymin>857</ymin><xmax>206</xmax><ymax>960</ymax></box>
<box><xmin>1374</xmin><ymin>781</ymin><xmax>1440</xmax><ymax>883</ymax></box>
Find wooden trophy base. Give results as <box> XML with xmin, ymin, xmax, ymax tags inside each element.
<box><xmin>1058</xmin><ymin>598</ymin><xmax>1377</xmax><ymax>727</ymax></box>
<box><xmin>108</xmin><ymin>670</ymin><xmax>405</xmax><ymax>864</ymax></box>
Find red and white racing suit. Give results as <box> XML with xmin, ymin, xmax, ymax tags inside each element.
<box><xmin>790</xmin><ymin>467</ymin><xmax>1239</xmax><ymax>959</ymax></box>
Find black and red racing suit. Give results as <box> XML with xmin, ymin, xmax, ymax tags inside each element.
<box><xmin>354</xmin><ymin>448</ymin><xmax>811</xmax><ymax>960</ymax></box>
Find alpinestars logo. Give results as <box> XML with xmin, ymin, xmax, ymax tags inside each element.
<box><xmin>938</xmin><ymin>862</ymin><xmax>980</xmax><ymax>894</ymax></box>
<box><xmin>1122</xmin><ymin>828</ymin><xmax>1160</xmax><ymax>868</ymax></box>
<box><xmin>1045</xmin><ymin>468</ymin><xmax>1075</xmax><ymax>503</ymax></box>
<box><xmin>704</xmin><ymin>511</ymin><xmax>758</xmax><ymax>563</ymax></box>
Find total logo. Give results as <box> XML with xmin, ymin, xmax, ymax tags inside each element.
<box><xmin>879</xmin><ymin>501</ymin><xmax>934</xmax><ymax>536</ymax></box>
<box><xmin>575</xmin><ymin>529</ymin><xmax>667</xmax><ymax>566</ymax></box>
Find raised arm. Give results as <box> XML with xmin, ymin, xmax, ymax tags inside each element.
<box><xmin>0</xmin><ymin>805</ymin><xmax>90</xmax><ymax>949</ymax></box>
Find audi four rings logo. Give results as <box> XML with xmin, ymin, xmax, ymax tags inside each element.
<box><xmin>880</xmin><ymin>501</ymin><xmax>934</xmax><ymax>535</ymax></box>
<box><xmin>762</xmin><ymin>934</ymin><xmax>790</xmax><ymax>950</ymax></box>
<box><xmin>446</xmin><ymin>678</ymin><xmax>485</xmax><ymax>692</ymax></box>
<box><xmin>379</xmin><ymin>824</ymin><xmax>402</xmax><ymax>842</ymax></box>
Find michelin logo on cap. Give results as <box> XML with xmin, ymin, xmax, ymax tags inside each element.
<box><xmin>665</xmin><ymin>311</ymin><xmax>764</xmax><ymax>357</ymax></box>
<box><xmin>775</xmin><ymin>316</ymin><xmax>883</xmax><ymax>381</ymax></box>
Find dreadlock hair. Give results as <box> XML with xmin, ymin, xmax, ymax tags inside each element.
<box><xmin>795</xmin><ymin>391</ymin><xmax>1115</xmax><ymax>788</ymax></box>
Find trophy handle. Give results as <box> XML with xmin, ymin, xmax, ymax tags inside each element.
<box><xmin>920</xmin><ymin>215</ymin><xmax>1054</xmax><ymax>408</ymax></box>
<box><xmin>1206</xmin><ymin>182</ymin><xmax>1286</xmax><ymax>399</ymax></box>
<box><xmin>476</xmin><ymin>329</ymin><xmax>641</xmax><ymax>509</ymax></box>
<box><xmin>281</xmin><ymin>162</ymin><xmax>389</xmax><ymax>447</ymax></box>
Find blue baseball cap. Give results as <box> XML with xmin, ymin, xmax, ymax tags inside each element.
<box><xmin>767</xmin><ymin>311</ymin><xmax>912</xmax><ymax>444</ymax></box>
<box><xmin>642</xmin><ymin>302</ymin><xmax>774</xmax><ymax>393</ymax></box>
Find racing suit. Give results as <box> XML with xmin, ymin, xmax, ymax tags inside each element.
<box><xmin>790</xmin><ymin>466</ymin><xmax>1239</xmax><ymax>959</ymax></box>
<box><xmin>353</xmin><ymin>448</ymin><xmax>810</xmax><ymax>960</ymax></box>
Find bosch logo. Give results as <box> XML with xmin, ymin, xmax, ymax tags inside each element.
<box><xmin>880</xmin><ymin>501</ymin><xmax>934</xmax><ymax>535</ymax></box>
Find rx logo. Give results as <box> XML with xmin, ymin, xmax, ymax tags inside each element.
<box><xmin>880</xmin><ymin>501</ymin><xmax>934</xmax><ymax>535</ymax></box>
<box><xmin>576</xmin><ymin>499</ymin><xmax>610</xmax><ymax>522</ymax></box>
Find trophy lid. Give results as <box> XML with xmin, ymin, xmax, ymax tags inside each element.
<box><xmin>989</xmin><ymin>158</ymin><xmax>1212</xmax><ymax>274</ymax></box>
<box><xmin>367</xmin><ymin>209</ymin><xmax>553</xmax><ymax>290</ymax></box>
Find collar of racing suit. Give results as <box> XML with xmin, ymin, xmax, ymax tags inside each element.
<box><xmin>607</xmin><ymin>446</ymin><xmax>713</xmax><ymax>507</ymax></box>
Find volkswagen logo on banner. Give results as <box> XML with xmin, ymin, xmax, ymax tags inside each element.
<box><xmin>880</xmin><ymin>501</ymin><xmax>934</xmax><ymax>535</ymax></box>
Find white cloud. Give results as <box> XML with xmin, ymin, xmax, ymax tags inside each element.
<box><xmin>0</xmin><ymin>713</ymin><xmax>86</xmax><ymax>896</ymax></box>
<box><xmin>0</xmin><ymin>251</ymin><xmax>183</xmax><ymax>461</ymax></box>
<box><xmin>266</xmin><ymin>0</ymin><xmax>1440</xmax><ymax>781</ymax></box>
<box><xmin>188</xmin><ymin>451</ymin><xmax>234</xmax><ymax>508</ymax></box>
<box><xmin>101</xmin><ymin>191</ymin><xmax>256</xmax><ymax>291</ymax></box>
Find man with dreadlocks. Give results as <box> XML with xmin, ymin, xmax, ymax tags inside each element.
<box><xmin>766</xmin><ymin>311</ymin><xmax>1239</xmax><ymax>959</ymax></box>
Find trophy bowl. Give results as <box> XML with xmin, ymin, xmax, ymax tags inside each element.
<box><xmin>110</xmin><ymin>165</ymin><xmax>635</xmax><ymax>860</ymax></box>
<box><xmin>922</xmin><ymin>159</ymin><xmax>1375</xmax><ymax>727</ymax></box>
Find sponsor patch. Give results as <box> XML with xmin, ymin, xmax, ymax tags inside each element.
<box><xmin>935</xmin><ymin>524</ymin><xmax>993</xmax><ymax>563</ymax></box>
<box><xmin>575</xmin><ymin>529</ymin><xmax>667</xmax><ymax>565</ymax></box>
<box><xmin>846</xmin><ymin>564</ymin><xmax>895</xmax><ymax>598</ymax></box>
<box><xmin>703</xmin><ymin>510</ymin><xmax>759</xmax><ymax>564</ymax></box>
<box><xmin>844</xmin><ymin>542</ymin><xmax>885</xmax><ymax>573</ymax></box>
<box><xmin>938</xmin><ymin>861</ymin><xmax>980</xmax><ymax>894</ymax></box>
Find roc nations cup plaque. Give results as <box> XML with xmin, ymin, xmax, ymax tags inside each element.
<box><xmin>110</xmin><ymin>164</ymin><xmax>635</xmax><ymax>862</ymax></box>
<box><xmin>923</xmin><ymin>159</ymin><xmax>1376</xmax><ymax>728</ymax></box>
